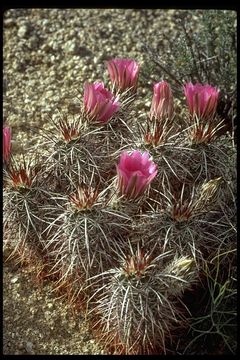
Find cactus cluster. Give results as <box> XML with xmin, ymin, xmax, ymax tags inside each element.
<box><xmin>3</xmin><ymin>57</ymin><xmax>236</xmax><ymax>354</ymax></box>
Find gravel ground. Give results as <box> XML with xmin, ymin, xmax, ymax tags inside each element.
<box><xmin>3</xmin><ymin>8</ymin><xmax>200</xmax><ymax>355</ymax></box>
<box><xmin>3</xmin><ymin>253</ymin><xmax>105</xmax><ymax>355</ymax></box>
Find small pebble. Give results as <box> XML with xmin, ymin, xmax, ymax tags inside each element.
<box><xmin>10</xmin><ymin>276</ymin><xmax>19</xmax><ymax>284</ymax></box>
<box><xmin>17</xmin><ymin>24</ymin><xmax>29</xmax><ymax>38</ymax></box>
<box><xmin>25</xmin><ymin>341</ymin><xmax>34</xmax><ymax>354</ymax></box>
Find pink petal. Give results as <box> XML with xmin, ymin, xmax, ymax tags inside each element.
<box><xmin>116</xmin><ymin>150</ymin><xmax>157</xmax><ymax>198</ymax></box>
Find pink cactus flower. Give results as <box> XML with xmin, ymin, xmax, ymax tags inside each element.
<box><xmin>3</xmin><ymin>126</ymin><xmax>11</xmax><ymax>163</ymax></box>
<box><xmin>84</xmin><ymin>82</ymin><xmax>120</xmax><ymax>123</ymax></box>
<box><xmin>107</xmin><ymin>58</ymin><xmax>140</xmax><ymax>92</ymax></box>
<box><xmin>116</xmin><ymin>150</ymin><xmax>157</xmax><ymax>200</ymax></box>
<box><xmin>184</xmin><ymin>82</ymin><xmax>220</xmax><ymax>120</ymax></box>
<box><xmin>150</xmin><ymin>81</ymin><xmax>174</xmax><ymax>121</ymax></box>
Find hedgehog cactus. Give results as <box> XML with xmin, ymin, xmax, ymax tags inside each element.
<box><xmin>3</xmin><ymin>57</ymin><xmax>236</xmax><ymax>354</ymax></box>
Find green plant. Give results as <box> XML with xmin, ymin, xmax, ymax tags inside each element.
<box><xmin>180</xmin><ymin>250</ymin><xmax>237</xmax><ymax>355</ymax></box>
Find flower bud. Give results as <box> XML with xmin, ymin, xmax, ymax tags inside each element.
<box><xmin>107</xmin><ymin>58</ymin><xmax>140</xmax><ymax>92</ymax></box>
<box><xmin>184</xmin><ymin>82</ymin><xmax>219</xmax><ymax>120</ymax></box>
<box><xmin>150</xmin><ymin>81</ymin><xmax>174</xmax><ymax>121</ymax></box>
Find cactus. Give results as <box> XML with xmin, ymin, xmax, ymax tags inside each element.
<box><xmin>3</xmin><ymin>55</ymin><xmax>236</xmax><ymax>354</ymax></box>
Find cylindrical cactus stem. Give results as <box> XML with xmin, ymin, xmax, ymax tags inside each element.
<box><xmin>42</xmin><ymin>182</ymin><xmax>132</xmax><ymax>291</ymax></box>
<box><xmin>3</xmin><ymin>155</ymin><xmax>49</xmax><ymax>262</ymax></box>
<box><xmin>39</xmin><ymin>114</ymin><xmax>115</xmax><ymax>192</ymax></box>
<box><xmin>85</xmin><ymin>244</ymin><xmax>197</xmax><ymax>354</ymax></box>
<box><xmin>133</xmin><ymin>176</ymin><xmax>233</xmax><ymax>264</ymax></box>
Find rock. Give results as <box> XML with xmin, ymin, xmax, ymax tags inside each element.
<box><xmin>18</xmin><ymin>342</ymin><xmax>25</xmax><ymax>350</ymax></box>
<box><xmin>28</xmin><ymin>36</ymin><xmax>39</xmax><ymax>50</ymax></box>
<box><xmin>42</xmin><ymin>19</ymin><xmax>49</xmax><ymax>27</ymax></box>
<box><xmin>25</xmin><ymin>341</ymin><xmax>34</xmax><ymax>354</ymax></box>
<box><xmin>17</xmin><ymin>24</ymin><xmax>30</xmax><ymax>38</ymax></box>
<box><xmin>4</xmin><ymin>18</ymin><xmax>16</xmax><ymax>27</ymax></box>
<box><xmin>93</xmin><ymin>56</ymin><xmax>99</xmax><ymax>64</ymax></box>
<box><xmin>64</xmin><ymin>41</ymin><xmax>92</xmax><ymax>56</ymax></box>
<box><xmin>64</xmin><ymin>41</ymin><xmax>79</xmax><ymax>55</ymax></box>
<box><xmin>10</xmin><ymin>276</ymin><xmax>19</xmax><ymax>284</ymax></box>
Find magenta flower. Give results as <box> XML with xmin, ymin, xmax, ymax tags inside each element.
<box><xmin>150</xmin><ymin>81</ymin><xmax>174</xmax><ymax>121</ymax></box>
<box><xmin>184</xmin><ymin>82</ymin><xmax>220</xmax><ymax>120</ymax></box>
<box><xmin>3</xmin><ymin>126</ymin><xmax>11</xmax><ymax>163</ymax></box>
<box><xmin>116</xmin><ymin>150</ymin><xmax>158</xmax><ymax>199</ymax></box>
<box><xmin>84</xmin><ymin>82</ymin><xmax>120</xmax><ymax>123</ymax></box>
<box><xmin>107</xmin><ymin>58</ymin><xmax>140</xmax><ymax>92</ymax></box>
